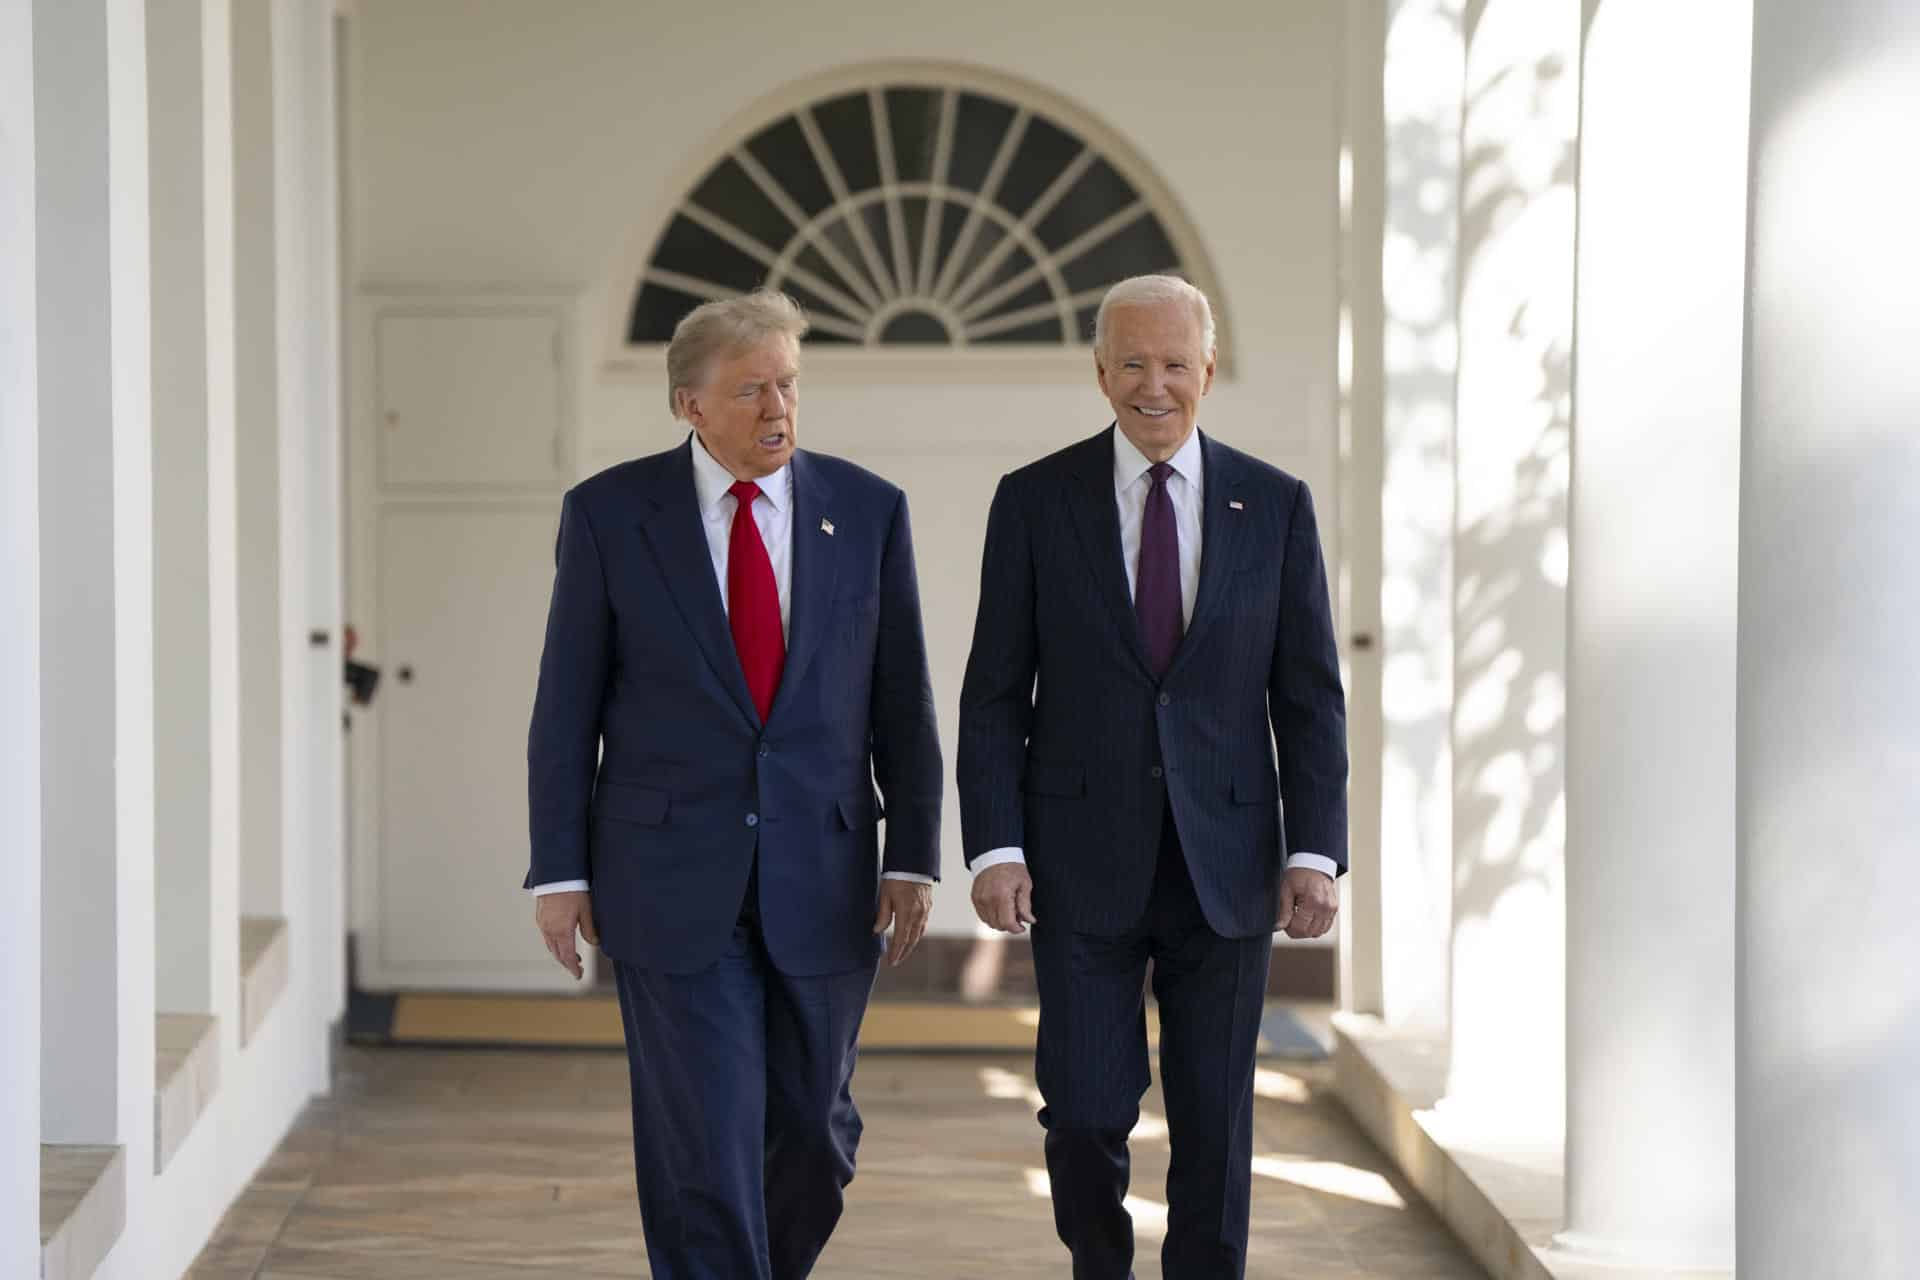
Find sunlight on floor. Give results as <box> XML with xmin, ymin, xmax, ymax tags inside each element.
<box><xmin>1252</xmin><ymin>1154</ymin><xmax>1407</xmax><ymax>1209</ymax></box>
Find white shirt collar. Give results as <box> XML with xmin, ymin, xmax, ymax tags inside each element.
<box><xmin>691</xmin><ymin>430</ymin><xmax>792</xmax><ymax>513</ymax></box>
<box><xmin>1112</xmin><ymin>423</ymin><xmax>1203</xmax><ymax>492</ymax></box>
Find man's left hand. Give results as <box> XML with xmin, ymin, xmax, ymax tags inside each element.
<box><xmin>1277</xmin><ymin>867</ymin><xmax>1338</xmax><ymax>939</ymax></box>
<box><xmin>873</xmin><ymin>880</ymin><xmax>933</xmax><ymax>968</ymax></box>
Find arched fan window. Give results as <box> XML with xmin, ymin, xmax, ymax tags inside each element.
<box><xmin>627</xmin><ymin>80</ymin><xmax>1208</xmax><ymax>347</ymax></box>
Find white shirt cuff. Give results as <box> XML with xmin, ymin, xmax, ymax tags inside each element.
<box><xmin>1285</xmin><ymin>853</ymin><xmax>1339</xmax><ymax>880</ymax></box>
<box><xmin>531</xmin><ymin>879</ymin><xmax>590</xmax><ymax>896</ymax></box>
<box><xmin>971</xmin><ymin>847</ymin><xmax>1027</xmax><ymax>872</ymax></box>
<box><xmin>881</xmin><ymin>871</ymin><xmax>935</xmax><ymax>885</ymax></box>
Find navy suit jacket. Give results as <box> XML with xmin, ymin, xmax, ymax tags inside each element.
<box><xmin>525</xmin><ymin>439</ymin><xmax>942</xmax><ymax>976</ymax></box>
<box><xmin>958</xmin><ymin>427</ymin><xmax>1347</xmax><ymax>939</ymax></box>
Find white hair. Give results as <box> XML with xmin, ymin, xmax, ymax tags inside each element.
<box><xmin>666</xmin><ymin>289</ymin><xmax>809</xmax><ymax>417</ymax></box>
<box><xmin>1092</xmin><ymin>274</ymin><xmax>1216</xmax><ymax>358</ymax></box>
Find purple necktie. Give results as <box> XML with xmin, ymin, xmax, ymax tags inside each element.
<box><xmin>1135</xmin><ymin>462</ymin><xmax>1183</xmax><ymax>674</ymax></box>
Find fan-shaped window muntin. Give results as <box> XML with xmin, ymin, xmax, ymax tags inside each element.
<box><xmin>628</xmin><ymin>83</ymin><xmax>1195</xmax><ymax>348</ymax></box>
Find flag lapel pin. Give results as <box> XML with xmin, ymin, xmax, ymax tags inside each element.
<box><xmin>821</xmin><ymin>518</ymin><xmax>836</xmax><ymax>536</ymax></box>
<box><xmin>1229</xmin><ymin>499</ymin><xmax>1245</xmax><ymax>511</ymax></box>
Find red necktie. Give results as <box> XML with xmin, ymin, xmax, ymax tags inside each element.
<box><xmin>727</xmin><ymin>481</ymin><xmax>785</xmax><ymax>722</ymax></box>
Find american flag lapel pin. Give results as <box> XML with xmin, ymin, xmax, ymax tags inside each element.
<box><xmin>1228</xmin><ymin>499</ymin><xmax>1245</xmax><ymax>511</ymax></box>
<box><xmin>821</xmin><ymin>518</ymin><xmax>835</xmax><ymax>536</ymax></box>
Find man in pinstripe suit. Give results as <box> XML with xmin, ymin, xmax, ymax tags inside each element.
<box><xmin>958</xmin><ymin>275</ymin><xmax>1348</xmax><ymax>1278</ymax></box>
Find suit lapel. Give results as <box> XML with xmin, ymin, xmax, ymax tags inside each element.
<box><xmin>1163</xmin><ymin>431</ymin><xmax>1245</xmax><ymax>681</ymax></box>
<box><xmin>1065</xmin><ymin>427</ymin><xmax>1154</xmax><ymax>679</ymax></box>
<box><xmin>634</xmin><ymin>440</ymin><xmax>760</xmax><ymax>727</ymax></box>
<box><xmin>767</xmin><ymin>450</ymin><xmax>838</xmax><ymax>725</ymax></box>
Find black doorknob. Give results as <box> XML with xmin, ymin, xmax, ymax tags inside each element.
<box><xmin>397</xmin><ymin>665</ymin><xmax>414</xmax><ymax>684</ymax></box>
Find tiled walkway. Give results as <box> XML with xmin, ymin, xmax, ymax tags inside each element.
<box><xmin>191</xmin><ymin>1046</ymin><xmax>1484</xmax><ymax>1278</ymax></box>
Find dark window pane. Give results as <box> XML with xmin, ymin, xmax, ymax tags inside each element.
<box><xmin>1059</xmin><ymin>212</ymin><xmax>1180</xmax><ymax>293</ymax></box>
<box><xmin>899</xmin><ymin>196</ymin><xmax>930</xmax><ymax>286</ymax></box>
<box><xmin>791</xmin><ymin>242</ymin><xmax>851</xmax><ymax>296</ymax></box>
<box><xmin>996</xmin><ymin>115</ymin><xmax>1080</xmax><ymax>219</ymax></box>
<box><xmin>857</xmin><ymin>203</ymin><xmax>906</xmax><ymax>293</ymax></box>
<box><xmin>807</xmin><ymin>327</ymin><xmax>857</xmax><ymax>344</ymax></box>
<box><xmin>812</xmin><ymin>91</ymin><xmax>881</xmax><ymax>193</ymax></box>
<box><xmin>947</xmin><ymin>93</ymin><xmax>1016</xmax><ymax>194</ymax></box>
<box><xmin>884</xmin><ymin>87</ymin><xmax>941</xmax><ymax>183</ymax></box>
<box><xmin>688</xmin><ymin>156</ymin><xmax>793</xmax><ymax>252</ymax></box>
<box><xmin>972</xmin><ymin>316</ymin><xmax>1064</xmax><ymax>344</ymax></box>
<box><xmin>948</xmin><ymin>220</ymin><xmax>1007</xmax><ymax>293</ymax></box>
<box><xmin>744</xmin><ymin>116</ymin><xmax>834</xmax><ymax>217</ymax></box>
<box><xmin>782</xmin><ymin>280</ymin><xmax>860</xmax><ymax>326</ymax></box>
<box><xmin>817</xmin><ymin>215</ymin><xmax>884</xmax><ymax>300</ymax></box>
<box><xmin>628</xmin><ymin>281</ymin><xmax>704</xmax><ymax>343</ymax></box>
<box><xmin>651</xmin><ymin>213</ymin><xmax>769</xmax><ymax>294</ymax></box>
<box><xmin>1035</xmin><ymin>157</ymin><xmax>1141</xmax><ymax>250</ymax></box>
<box><xmin>959</xmin><ymin>239</ymin><xmax>1043</xmax><ymax>309</ymax></box>
<box><xmin>879</xmin><ymin>310</ymin><xmax>952</xmax><ymax>344</ymax></box>
<box><xmin>977</xmin><ymin>276</ymin><xmax>1055</xmax><ymax>321</ymax></box>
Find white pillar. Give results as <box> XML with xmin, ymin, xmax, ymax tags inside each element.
<box><xmin>1555</xmin><ymin>0</ymin><xmax>1746</xmax><ymax>1267</ymax></box>
<box><xmin>1372</xmin><ymin>0</ymin><xmax>1464</xmax><ymax>1031</ymax></box>
<box><xmin>201</xmin><ymin>0</ymin><xmax>244</xmax><ymax>1062</ymax></box>
<box><xmin>275</xmin><ymin>0</ymin><xmax>348</xmax><ymax>1040</ymax></box>
<box><xmin>232</xmin><ymin>0</ymin><xmax>286</xmax><ymax>918</ymax></box>
<box><xmin>2</xmin><ymin>0</ymin><xmax>44</xmax><ymax>1269</ymax></box>
<box><xmin>36</xmin><ymin>0</ymin><xmax>155</xmax><ymax>1162</ymax></box>
<box><xmin>1443</xmin><ymin>0</ymin><xmax>1575</xmax><ymax>1127</ymax></box>
<box><xmin>1739</xmin><ymin>1</ymin><xmax>1920</xmax><ymax>1274</ymax></box>
<box><xmin>149</xmin><ymin>0</ymin><xmax>221</xmax><ymax>1017</ymax></box>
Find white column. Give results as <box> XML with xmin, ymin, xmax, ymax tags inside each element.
<box><xmin>1373</xmin><ymin>0</ymin><xmax>1464</xmax><ymax>1031</ymax></box>
<box><xmin>35</xmin><ymin>0</ymin><xmax>155</xmax><ymax>1160</ymax></box>
<box><xmin>232</xmin><ymin>0</ymin><xmax>286</xmax><ymax>917</ymax></box>
<box><xmin>1739</xmin><ymin>1</ymin><xmax>1920</xmax><ymax>1274</ymax></box>
<box><xmin>1443</xmin><ymin>0</ymin><xmax>1575</xmax><ymax>1127</ymax></box>
<box><xmin>1555</xmin><ymin>0</ymin><xmax>1746</xmax><ymax>1267</ymax></box>
<box><xmin>201</xmin><ymin>0</ymin><xmax>244</xmax><ymax>1061</ymax></box>
<box><xmin>275</xmin><ymin>0</ymin><xmax>348</xmax><ymax>1040</ymax></box>
<box><xmin>149</xmin><ymin>0</ymin><xmax>221</xmax><ymax>1017</ymax></box>
<box><xmin>2</xmin><ymin>0</ymin><xmax>44</xmax><ymax>1268</ymax></box>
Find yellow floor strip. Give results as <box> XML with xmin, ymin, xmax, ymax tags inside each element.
<box><xmin>387</xmin><ymin>995</ymin><xmax>1275</xmax><ymax>1054</ymax></box>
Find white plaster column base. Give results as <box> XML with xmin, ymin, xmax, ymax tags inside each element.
<box><xmin>1335</xmin><ymin>1015</ymin><xmax>1734</xmax><ymax>1280</ymax></box>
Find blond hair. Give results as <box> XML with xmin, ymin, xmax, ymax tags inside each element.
<box><xmin>666</xmin><ymin>289</ymin><xmax>810</xmax><ymax>416</ymax></box>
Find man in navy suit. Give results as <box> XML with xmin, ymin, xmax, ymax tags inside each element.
<box><xmin>525</xmin><ymin>290</ymin><xmax>942</xmax><ymax>1280</ymax></box>
<box><xmin>959</xmin><ymin>275</ymin><xmax>1348</xmax><ymax>1278</ymax></box>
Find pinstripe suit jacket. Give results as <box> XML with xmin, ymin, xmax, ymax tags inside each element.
<box><xmin>958</xmin><ymin>427</ymin><xmax>1347</xmax><ymax>939</ymax></box>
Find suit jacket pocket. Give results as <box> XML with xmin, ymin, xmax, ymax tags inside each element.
<box><xmin>834</xmin><ymin>791</ymin><xmax>882</xmax><ymax>830</ymax></box>
<box><xmin>1022</xmin><ymin>760</ymin><xmax>1087</xmax><ymax>798</ymax></box>
<box><xmin>594</xmin><ymin>782</ymin><xmax>669</xmax><ymax>826</ymax></box>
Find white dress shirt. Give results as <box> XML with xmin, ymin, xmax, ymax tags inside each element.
<box><xmin>972</xmin><ymin>426</ymin><xmax>1340</xmax><ymax>884</ymax></box>
<box><xmin>534</xmin><ymin>434</ymin><xmax>931</xmax><ymax>895</ymax></box>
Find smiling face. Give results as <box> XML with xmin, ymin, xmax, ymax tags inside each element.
<box><xmin>1095</xmin><ymin>300</ymin><xmax>1216</xmax><ymax>462</ymax></box>
<box><xmin>677</xmin><ymin>336</ymin><xmax>801</xmax><ymax>480</ymax></box>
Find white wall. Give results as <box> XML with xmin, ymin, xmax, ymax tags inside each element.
<box><xmin>347</xmin><ymin>0</ymin><xmax>1347</xmax><ymax>940</ymax></box>
<box><xmin>2</xmin><ymin>0</ymin><xmax>44</xmax><ymax>1267</ymax></box>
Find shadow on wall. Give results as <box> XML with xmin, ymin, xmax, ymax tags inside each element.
<box><xmin>1448</xmin><ymin>0</ymin><xmax>1574</xmax><ymax>1027</ymax></box>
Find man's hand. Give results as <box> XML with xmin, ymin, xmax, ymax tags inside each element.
<box><xmin>971</xmin><ymin>863</ymin><xmax>1037</xmax><ymax>934</ymax></box>
<box><xmin>1276</xmin><ymin>867</ymin><xmax>1338</xmax><ymax>939</ymax></box>
<box><xmin>873</xmin><ymin>880</ymin><xmax>933</xmax><ymax>968</ymax></box>
<box><xmin>534</xmin><ymin>890</ymin><xmax>598</xmax><ymax>980</ymax></box>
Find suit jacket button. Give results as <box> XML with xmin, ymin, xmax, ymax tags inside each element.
<box><xmin>1150</xmin><ymin>765</ymin><xmax>1164</xmax><ymax>779</ymax></box>
<box><xmin>1157</xmin><ymin>692</ymin><xmax>1171</xmax><ymax>707</ymax></box>
<box><xmin>746</xmin><ymin>813</ymin><xmax>759</xmax><ymax>828</ymax></box>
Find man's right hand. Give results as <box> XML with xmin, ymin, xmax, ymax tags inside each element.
<box><xmin>534</xmin><ymin>890</ymin><xmax>598</xmax><ymax>980</ymax></box>
<box><xmin>971</xmin><ymin>863</ymin><xmax>1037</xmax><ymax>934</ymax></box>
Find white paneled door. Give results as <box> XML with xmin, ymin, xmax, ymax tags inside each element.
<box><xmin>355</xmin><ymin>296</ymin><xmax>579</xmax><ymax>990</ymax></box>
